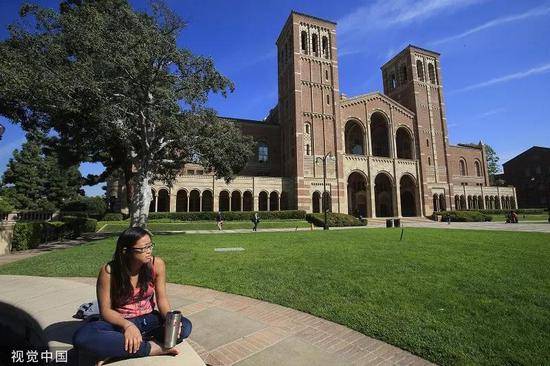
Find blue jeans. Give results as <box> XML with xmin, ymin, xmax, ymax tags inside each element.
<box><xmin>72</xmin><ymin>311</ymin><xmax>192</xmax><ymax>360</ymax></box>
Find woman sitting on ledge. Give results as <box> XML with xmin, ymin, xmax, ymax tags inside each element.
<box><xmin>73</xmin><ymin>227</ymin><xmax>192</xmax><ymax>364</ymax></box>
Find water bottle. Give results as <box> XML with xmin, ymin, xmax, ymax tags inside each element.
<box><xmin>163</xmin><ymin>310</ymin><xmax>182</xmax><ymax>348</ymax></box>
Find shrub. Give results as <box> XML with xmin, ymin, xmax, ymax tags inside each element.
<box><xmin>102</xmin><ymin>213</ymin><xmax>124</xmax><ymax>221</ymax></box>
<box><xmin>306</xmin><ymin>213</ymin><xmax>367</xmax><ymax>227</ymax></box>
<box><xmin>439</xmin><ymin>211</ymin><xmax>492</xmax><ymax>222</ymax></box>
<box><xmin>0</xmin><ymin>196</ymin><xmax>14</xmax><ymax>213</ymax></box>
<box><xmin>148</xmin><ymin>210</ymin><xmax>306</xmax><ymax>221</ymax></box>
<box><xmin>61</xmin><ymin>216</ymin><xmax>98</xmax><ymax>236</ymax></box>
<box><xmin>12</xmin><ymin>222</ymin><xmax>43</xmax><ymax>251</ymax></box>
<box><xmin>61</xmin><ymin>196</ymin><xmax>107</xmax><ymax>218</ymax></box>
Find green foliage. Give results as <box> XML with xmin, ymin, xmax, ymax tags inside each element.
<box><xmin>12</xmin><ymin>222</ymin><xmax>43</xmax><ymax>251</ymax></box>
<box><xmin>306</xmin><ymin>212</ymin><xmax>367</xmax><ymax>227</ymax></box>
<box><xmin>479</xmin><ymin>208</ymin><xmax>544</xmax><ymax>215</ymax></box>
<box><xmin>61</xmin><ymin>196</ymin><xmax>107</xmax><ymax>217</ymax></box>
<box><xmin>61</xmin><ymin>216</ymin><xmax>97</xmax><ymax>236</ymax></box>
<box><xmin>484</xmin><ymin>144</ymin><xmax>500</xmax><ymax>176</ymax></box>
<box><xmin>0</xmin><ymin>134</ymin><xmax>81</xmax><ymax>210</ymax></box>
<box><xmin>0</xmin><ymin>0</ymin><xmax>253</xmax><ymax>226</ymax></box>
<box><xmin>439</xmin><ymin>210</ymin><xmax>493</xmax><ymax>222</ymax></box>
<box><xmin>0</xmin><ymin>196</ymin><xmax>13</xmax><ymax>213</ymax></box>
<box><xmin>102</xmin><ymin>213</ymin><xmax>124</xmax><ymax>221</ymax></box>
<box><xmin>148</xmin><ymin>210</ymin><xmax>306</xmax><ymax>221</ymax></box>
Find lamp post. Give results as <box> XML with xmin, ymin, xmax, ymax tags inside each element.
<box><xmin>316</xmin><ymin>152</ymin><xmax>335</xmax><ymax>230</ymax></box>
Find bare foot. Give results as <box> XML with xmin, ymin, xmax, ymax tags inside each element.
<box><xmin>148</xmin><ymin>341</ymin><xmax>180</xmax><ymax>356</ymax></box>
<box><xmin>96</xmin><ymin>358</ymin><xmax>110</xmax><ymax>366</ymax></box>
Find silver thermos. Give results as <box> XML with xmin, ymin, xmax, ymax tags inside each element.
<box><xmin>164</xmin><ymin>310</ymin><xmax>182</xmax><ymax>348</ymax></box>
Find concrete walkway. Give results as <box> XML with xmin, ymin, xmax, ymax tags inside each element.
<box><xmin>0</xmin><ymin>275</ymin><xmax>435</xmax><ymax>366</ymax></box>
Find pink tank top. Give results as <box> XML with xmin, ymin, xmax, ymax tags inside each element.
<box><xmin>114</xmin><ymin>259</ymin><xmax>157</xmax><ymax>318</ymax></box>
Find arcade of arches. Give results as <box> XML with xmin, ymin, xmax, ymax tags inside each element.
<box><xmin>346</xmin><ymin>171</ymin><xmax>419</xmax><ymax>218</ymax></box>
<box><xmin>149</xmin><ymin>188</ymin><xmax>288</xmax><ymax>213</ymax></box>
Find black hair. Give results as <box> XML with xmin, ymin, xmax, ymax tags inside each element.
<box><xmin>109</xmin><ymin>227</ymin><xmax>154</xmax><ymax>308</ymax></box>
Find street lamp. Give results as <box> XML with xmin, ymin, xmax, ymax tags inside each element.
<box><xmin>316</xmin><ymin>152</ymin><xmax>336</xmax><ymax>230</ymax></box>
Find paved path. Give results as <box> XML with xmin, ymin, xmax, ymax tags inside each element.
<box><xmin>0</xmin><ymin>275</ymin><xmax>435</xmax><ymax>366</ymax></box>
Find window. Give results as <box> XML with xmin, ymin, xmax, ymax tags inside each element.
<box><xmin>428</xmin><ymin>63</ymin><xmax>436</xmax><ymax>84</ymax></box>
<box><xmin>312</xmin><ymin>34</ymin><xmax>318</xmax><ymax>55</ymax></box>
<box><xmin>322</xmin><ymin>36</ymin><xmax>328</xmax><ymax>58</ymax></box>
<box><xmin>475</xmin><ymin>161</ymin><xmax>481</xmax><ymax>176</ymax></box>
<box><xmin>428</xmin><ymin>157</ymin><xmax>431</xmax><ymax>165</ymax></box>
<box><xmin>390</xmin><ymin>74</ymin><xmax>397</xmax><ymax>89</ymax></box>
<box><xmin>301</xmin><ymin>31</ymin><xmax>308</xmax><ymax>53</ymax></box>
<box><xmin>326</xmin><ymin>94</ymin><xmax>330</xmax><ymax>105</ymax></box>
<box><xmin>426</xmin><ymin>139</ymin><xmax>429</xmax><ymax>147</ymax></box>
<box><xmin>305</xmin><ymin>123</ymin><xmax>310</xmax><ymax>134</ymax></box>
<box><xmin>258</xmin><ymin>142</ymin><xmax>269</xmax><ymax>162</ymax></box>
<box><xmin>305</xmin><ymin>144</ymin><xmax>311</xmax><ymax>155</ymax></box>
<box><xmin>460</xmin><ymin>159</ymin><xmax>467</xmax><ymax>176</ymax></box>
<box><xmin>416</xmin><ymin>60</ymin><xmax>425</xmax><ymax>81</ymax></box>
<box><xmin>187</xmin><ymin>170</ymin><xmax>195</xmax><ymax>175</ymax></box>
<box><xmin>325</xmin><ymin>69</ymin><xmax>329</xmax><ymax>80</ymax></box>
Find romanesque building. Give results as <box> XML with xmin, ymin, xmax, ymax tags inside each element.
<box><xmin>108</xmin><ymin>11</ymin><xmax>517</xmax><ymax>217</ymax></box>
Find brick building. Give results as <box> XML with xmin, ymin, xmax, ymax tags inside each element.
<box><xmin>503</xmin><ymin>146</ymin><xmax>550</xmax><ymax>209</ymax></box>
<box><xmin>108</xmin><ymin>11</ymin><xmax>516</xmax><ymax>217</ymax></box>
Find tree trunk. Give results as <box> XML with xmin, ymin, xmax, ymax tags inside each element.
<box><xmin>129</xmin><ymin>167</ymin><xmax>153</xmax><ymax>228</ymax></box>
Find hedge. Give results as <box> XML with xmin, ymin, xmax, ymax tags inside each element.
<box><xmin>438</xmin><ymin>211</ymin><xmax>492</xmax><ymax>222</ymax></box>
<box><xmin>102</xmin><ymin>213</ymin><xmax>124</xmax><ymax>221</ymax></box>
<box><xmin>477</xmin><ymin>209</ymin><xmax>545</xmax><ymax>215</ymax></box>
<box><xmin>11</xmin><ymin>217</ymin><xmax>97</xmax><ymax>252</ymax></box>
<box><xmin>306</xmin><ymin>213</ymin><xmax>367</xmax><ymax>227</ymax></box>
<box><xmin>148</xmin><ymin>210</ymin><xmax>306</xmax><ymax>221</ymax></box>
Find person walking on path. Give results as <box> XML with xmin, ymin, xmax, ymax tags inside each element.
<box><xmin>72</xmin><ymin>227</ymin><xmax>192</xmax><ymax>364</ymax></box>
<box><xmin>216</xmin><ymin>211</ymin><xmax>224</xmax><ymax>230</ymax></box>
<box><xmin>251</xmin><ymin>212</ymin><xmax>260</xmax><ymax>231</ymax></box>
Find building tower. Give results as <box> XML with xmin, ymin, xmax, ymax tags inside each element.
<box><xmin>381</xmin><ymin>46</ymin><xmax>452</xmax><ymax>213</ymax></box>
<box><xmin>276</xmin><ymin>11</ymin><xmax>344</xmax><ymax>211</ymax></box>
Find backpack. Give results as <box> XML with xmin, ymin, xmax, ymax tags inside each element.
<box><xmin>74</xmin><ymin>300</ymin><xmax>100</xmax><ymax>321</ymax></box>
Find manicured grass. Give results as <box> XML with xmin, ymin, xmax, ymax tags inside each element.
<box><xmin>490</xmin><ymin>214</ymin><xmax>549</xmax><ymax>222</ymax></box>
<box><xmin>96</xmin><ymin>220</ymin><xmax>310</xmax><ymax>233</ymax></box>
<box><xmin>1</xmin><ymin>228</ymin><xmax>549</xmax><ymax>365</ymax></box>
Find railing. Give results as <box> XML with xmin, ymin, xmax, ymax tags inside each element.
<box><xmin>0</xmin><ymin>211</ymin><xmax>54</xmax><ymax>222</ymax></box>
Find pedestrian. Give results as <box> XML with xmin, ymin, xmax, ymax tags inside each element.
<box><xmin>72</xmin><ymin>227</ymin><xmax>192</xmax><ymax>364</ymax></box>
<box><xmin>251</xmin><ymin>212</ymin><xmax>260</xmax><ymax>231</ymax></box>
<box><xmin>216</xmin><ymin>211</ymin><xmax>224</xmax><ymax>230</ymax></box>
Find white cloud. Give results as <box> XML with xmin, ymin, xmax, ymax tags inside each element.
<box><xmin>431</xmin><ymin>5</ymin><xmax>550</xmax><ymax>45</ymax></box>
<box><xmin>451</xmin><ymin>63</ymin><xmax>550</xmax><ymax>93</ymax></box>
<box><xmin>475</xmin><ymin>108</ymin><xmax>506</xmax><ymax>119</ymax></box>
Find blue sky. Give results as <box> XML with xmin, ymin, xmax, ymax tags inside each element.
<box><xmin>1</xmin><ymin>0</ymin><xmax>549</xmax><ymax>196</ymax></box>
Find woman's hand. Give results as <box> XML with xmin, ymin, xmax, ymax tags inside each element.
<box><xmin>123</xmin><ymin>323</ymin><xmax>142</xmax><ymax>354</ymax></box>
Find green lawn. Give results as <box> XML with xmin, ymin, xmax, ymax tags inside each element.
<box><xmin>1</xmin><ymin>228</ymin><xmax>549</xmax><ymax>365</ymax></box>
<box><xmin>96</xmin><ymin>220</ymin><xmax>310</xmax><ymax>233</ymax></box>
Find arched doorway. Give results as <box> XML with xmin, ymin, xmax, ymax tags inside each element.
<box><xmin>396</xmin><ymin>127</ymin><xmax>413</xmax><ymax>159</ymax></box>
<box><xmin>243</xmin><ymin>191</ymin><xmax>253</xmax><ymax>211</ymax></box>
<box><xmin>157</xmin><ymin>189</ymin><xmax>169</xmax><ymax>212</ymax></box>
<box><xmin>280</xmin><ymin>192</ymin><xmax>288</xmax><ymax>210</ymax></box>
<box><xmin>312</xmin><ymin>192</ymin><xmax>321</xmax><ymax>213</ymax></box>
<box><xmin>189</xmin><ymin>190</ymin><xmax>200</xmax><ymax>212</ymax></box>
<box><xmin>460</xmin><ymin>195</ymin><xmax>466</xmax><ymax>210</ymax></box>
<box><xmin>149</xmin><ymin>189</ymin><xmax>157</xmax><ymax>213</ymax></box>
<box><xmin>269</xmin><ymin>192</ymin><xmax>279</xmax><ymax>211</ymax></box>
<box><xmin>345</xmin><ymin>120</ymin><xmax>365</xmax><ymax>155</ymax></box>
<box><xmin>375</xmin><ymin>173</ymin><xmax>394</xmax><ymax>217</ymax></box>
<box><xmin>258</xmin><ymin>191</ymin><xmax>268</xmax><ymax>211</ymax></box>
<box><xmin>455</xmin><ymin>195</ymin><xmax>460</xmax><ymax>210</ymax></box>
<box><xmin>433</xmin><ymin>194</ymin><xmax>440</xmax><ymax>212</ymax></box>
<box><xmin>370</xmin><ymin>112</ymin><xmax>390</xmax><ymax>157</ymax></box>
<box><xmin>231</xmin><ymin>191</ymin><xmax>242</xmax><ymax>211</ymax></box>
<box><xmin>347</xmin><ymin>172</ymin><xmax>368</xmax><ymax>217</ymax></box>
<box><xmin>202</xmin><ymin>190</ymin><xmax>213</xmax><ymax>211</ymax></box>
<box><xmin>400</xmin><ymin>175</ymin><xmax>417</xmax><ymax>217</ymax></box>
<box><xmin>219</xmin><ymin>191</ymin><xmax>230</xmax><ymax>212</ymax></box>
<box><xmin>176</xmin><ymin>190</ymin><xmax>188</xmax><ymax>212</ymax></box>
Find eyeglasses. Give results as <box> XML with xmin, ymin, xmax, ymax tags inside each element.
<box><xmin>130</xmin><ymin>243</ymin><xmax>155</xmax><ymax>253</ymax></box>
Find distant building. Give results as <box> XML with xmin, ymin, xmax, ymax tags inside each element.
<box><xmin>108</xmin><ymin>11</ymin><xmax>517</xmax><ymax>216</ymax></box>
<box><xmin>503</xmin><ymin>146</ymin><xmax>550</xmax><ymax>209</ymax></box>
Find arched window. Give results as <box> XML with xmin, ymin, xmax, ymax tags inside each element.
<box><xmin>312</xmin><ymin>33</ymin><xmax>318</xmax><ymax>55</ymax></box>
<box><xmin>326</xmin><ymin>94</ymin><xmax>330</xmax><ymax>105</ymax></box>
<box><xmin>325</xmin><ymin>69</ymin><xmax>329</xmax><ymax>80</ymax></box>
<box><xmin>345</xmin><ymin>120</ymin><xmax>365</xmax><ymax>155</ymax></box>
<box><xmin>305</xmin><ymin>123</ymin><xmax>310</xmax><ymax>134</ymax></box>
<box><xmin>428</xmin><ymin>157</ymin><xmax>431</xmax><ymax>165</ymax></box>
<box><xmin>322</xmin><ymin>36</ymin><xmax>329</xmax><ymax>58</ymax></box>
<box><xmin>396</xmin><ymin>127</ymin><xmax>413</xmax><ymax>159</ymax></box>
<box><xmin>370</xmin><ymin>112</ymin><xmax>390</xmax><ymax>157</ymax></box>
<box><xmin>258</xmin><ymin>142</ymin><xmax>268</xmax><ymax>162</ymax></box>
<box><xmin>301</xmin><ymin>31</ymin><xmax>308</xmax><ymax>53</ymax></box>
<box><xmin>305</xmin><ymin>144</ymin><xmax>311</xmax><ymax>156</ymax></box>
<box><xmin>428</xmin><ymin>63</ymin><xmax>436</xmax><ymax>84</ymax></box>
<box><xmin>390</xmin><ymin>73</ymin><xmax>397</xmax><ymax>89</ymax></box>
<box><xmin>459</xmin><ymin>159</ymin><xmax>467</xmax><ymax>176</ymax></box>
<box><xmin>475</xmin><ymin>161</ymin><xmax>481</xmax><ymax>176</ymax></box>
<box><xmin>416</xmin><ymin>60</ymin><xmax>425</xmax><ymax>81</ymax></box>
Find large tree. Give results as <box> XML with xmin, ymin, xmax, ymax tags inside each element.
<box><xmin>484</xmin><ymin>144</ymin><xmax>500</xmax><ymax>177</ymax></box>
<box><xmin>0</xmin><ymin>1</ymin><xmax>253</xmax><ymax>226</ymax></box>
<box><xmin>1</xmin><ymin>133</ymin><xmax>81</xmax><ymax>210</ymax></box>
